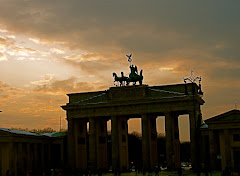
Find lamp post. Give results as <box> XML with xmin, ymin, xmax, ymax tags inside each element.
<box><xmin>183</xmin><ymin>70</ymin><xmax>203</xmax><ymax>96</ymax></box>
<box><xmin>183</xmin><ymin>70</ymin><xmax>203</xmax><ymax>172</ymax></box>
<box><xmin>60</xmin><ymin>116</ymin><xmax>61</xmax><ymax>132</ymax></box>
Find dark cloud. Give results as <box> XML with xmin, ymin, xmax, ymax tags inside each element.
<box><xmin>210</xmin><ymin>67</ymin><xmax>240</xmax><ymax>80</ymax></box>
<box><xmin>1</xmin><ymin>0</ymin><xmax>239</xmax><ymax>60</ymax></box>
<box><xmin>1</xmin><ymin>0</ymin><xmax>239</xmax><ymax>80</ymax></box>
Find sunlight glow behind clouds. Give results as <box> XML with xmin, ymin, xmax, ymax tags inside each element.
<box><xmin>29</xmin><ymin>38</ymin><xmax>43</xmax><ymax>44</ymax></box>
<box><xmin>50</xmin><ymin>48</ymin><xmax>65</xmax><ymax>54</ymax></box>
<box><xmin>159</xmin><ymin>67</ymin><xmax>174</xmax><ymax>71</ymax></box>
<box><xmin>0</xmin><ymin>29</ymin><xmax>8</xmax><ymax>33</ymax></box>
<box><xmin>64</xmin><ymin>54</ymin><xmax>100</xmax><ymax>62</ymax></box>
<box><xmin>7</xmin><ymin>35</ymin><xmax>15</xmax><ymax>39</ymax></box>
<box><xmin>30</xmin><ymin>74</ymin><xmax>53</xmax><ymax>85</ymax></box>
<box><xmin>0</xmin><ymin>52</ymin><xmax>7</xmax><ymax>61</ymax></box>
<box><xmin>0</xmin><ymin>1</ymin><xmax>239</xmax><ymax>140</ymax></box>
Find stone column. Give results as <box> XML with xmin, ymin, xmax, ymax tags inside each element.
<box><xmin>60</xmin><ymin>143</ymin><xmax>64</xmax><ymax>167</ymax></box>
<box><xmin>209</xmin><ymin>130</ymin><xmax>218</xmax><ymax>170</ymax></box>
<box><xmin>9</xmin><ymin>142</ymin><xmax>16</xmax><ymax>176</ymax></box>
<box><xmin>150</xmin><ymin>116</ymin><xmax>158</xmax><ymax>169</ymax></box>
<box><xmin>189</xmin><ymin>110</ymin><xmax>200</xmax><ymax>171</ymax></box>
<box><xmin>0</xmin><ymin>145</ymin><xmax>1</xmax><ymax>176</ymax></box>
<box><xmin>118</xmin><ymin>117</ymin><xmax>129</xmax><ymax>171</ymax></box>
<box><xmin>111</xmin><ymin>116</ymin><xmax>120</xmax><ymax>171</ymax></box>
<box><xmin>26</xmin><ymin>143</ymin><xmax>31</xmax><ymax>172</ymax></box>
<box><xmin>75</xmin><ymin>119</ymin><xmax>88</xmax><ymax>170</ymax></box>
<box><xmin>89</xmin><ymin>117</ymin><xmax>97</xmax><ymax>170</ymax></box>
<box><xmin>39</xmin><ymin>144</ymin><xmax>44</xmax><ymax>170</ymax></box>
<box><xmin>172</xmin><ymin>115</ymin><xmax>181</xmax><ymax>169</ymax></box>
<box><xmin>141</xmin><ymin>114</ymin><xmax>158</xmax><ymax>171</ymax></box>
<box><xmin>142</xmin><ymin>114</ymin><xmax>150</xmax><ymax>171</ymax></box>
<box><xmin>17</xmin><ymin>143</ymin><xmax>24</xmax><ymax>175</ymax></box>
<box><xmin>67</xmin><ymin>117</ymin><xmax>75</xmax><ymax>168</ymax></box>
<box><xmin>165</xmin><ymin>112</ymin><xmax>174</xmax><ymax>170</ymax></box>
<box><xmin>96</xmin><ymin>118</ymin><xmax>108</xmax><ymax>170</ymax></box>
<box><xmin>22</xmin><ymin>143</ymin><xmax>27</xmax><ymax>172</ymax></box>
<box><xmin>0</xmin><ymin>144</ymin><xmax>2</xmax><ymax>176</ymax></box>
<box><xmin>224</xmin><ymin>129</ymin><xmax>231</xmax><ymax>169</ymax></box>
<box><xmin>29</xmin><ymin>144</ymin><xmax>34</xmax><ymax>172</ymax></box>
<box><xmin>111</xmin><ymin>116</ymin><xmax>129</xmax><ymax>171</ymax></box>
<box><xmin>47</xmin><ymin>144</ymin><xmax>51</xmax><ymax>168</ymax></box>
<box><xmin>33</xmin><ymin>143</ymin><xmax>38</xmax><ymax>171</ymax></box>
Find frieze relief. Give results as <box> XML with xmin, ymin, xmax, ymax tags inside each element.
<box><xmin>109</xmin><ymin>86</ymin><xmax>146</xmax><ymax>101</ymax></box>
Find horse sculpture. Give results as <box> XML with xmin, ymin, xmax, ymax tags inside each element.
<box><xmin>113</xmin><ymin>72</ymin><xmax>129</xmax><ymax>86</ymax></box>
<box><xmin>112</xmin><ymin>54</ymin><xmax>143</xmax><ymax>86</ymax></box>
<box><xmin>113</xmin><ymin>65</ymin><xmax>143</xmax><ymax>86</ymax></box>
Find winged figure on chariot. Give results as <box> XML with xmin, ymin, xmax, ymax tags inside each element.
<box><xmin>113</xmin><ymin>54</ymin><xmax>143</xmax><ymax>86</ymax></box>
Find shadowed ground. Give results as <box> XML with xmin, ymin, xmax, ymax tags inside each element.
<box><xmin>100</xmin><ymin>171</ymin><xmax>222</xmax><ymax>176</ymax></box>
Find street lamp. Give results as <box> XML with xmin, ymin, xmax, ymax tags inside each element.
<box><xmin>183</xmin><ymin>70</ymin><xmax>203</xmax><ymax>171</ymax></box>
<box><xmin>183</xmin><ymin>70</ymin><xmax>203</xmax><ymax>96</ymax></box>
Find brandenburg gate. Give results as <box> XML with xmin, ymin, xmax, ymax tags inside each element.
<box><xmin>62</xmin><ymin>83</ymin><xmax>204</xmax><ymax>171</ymax></box>
<box><xmin>61</xmin><ymin>54</ymin><xmax>204</xmax><ymax>172</ymax></box>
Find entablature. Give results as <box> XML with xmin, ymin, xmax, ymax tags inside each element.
<box><xmin>62</xmin><ymin>83</ymin><xmax>204</xmax><ymax>119</ymax></box>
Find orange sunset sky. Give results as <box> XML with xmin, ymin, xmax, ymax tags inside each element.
<box><xmin>0</xmin><ymin>1</ymin><xmax>240</xmax><ymax>141</ymax></box>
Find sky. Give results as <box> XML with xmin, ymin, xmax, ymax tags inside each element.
<box><xmin>0</xmin><ymin>1</ymin><xmax>240</xmax><ymax>141</ymax></box>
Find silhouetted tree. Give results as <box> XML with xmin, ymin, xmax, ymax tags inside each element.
<box><xmin>11</xmin><ymin>127</ymin><xmax>57</xmax><ymax>133</ymax></box>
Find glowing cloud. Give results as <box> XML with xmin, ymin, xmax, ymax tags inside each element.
<box><xmin>0</xmin><ymin>52</ymin><xmax>7</xmax><ymax>61</ymax></box>
<box><xmin>30</xmin><ymin>74</ymin><xmax>53</xmax><ymax>86</ymax></box>
<box><xmin>50</xmin><ymin>48</ymin><xmax>65</xmax><ymax>54</ymax></box>
<box><xmin>159</xmin><ymin>67</ymin><xmax>174</xmax><ymax>71</ymax></box>
<box><xmin>7</xmin><ymin>35</ymin><xmax>16</xmax><ymax>39</ymax></box>
<box><xmin>29</xmin><ymin>37</ymin><xmax>48</xmax><ymax>45</ymax></box>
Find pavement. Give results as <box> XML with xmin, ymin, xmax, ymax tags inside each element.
<box><xmin>101</xmin><ymin>170</ymin><xmax>222</xmax><ymax>176</ymax></box>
